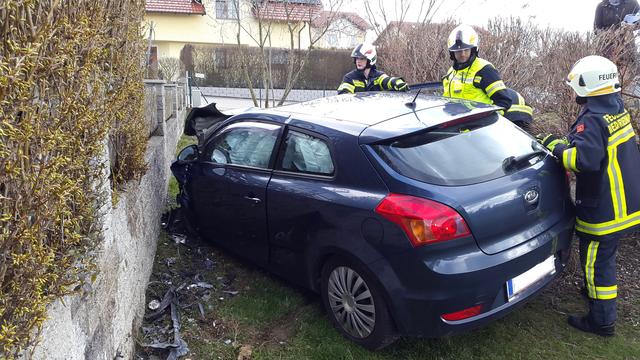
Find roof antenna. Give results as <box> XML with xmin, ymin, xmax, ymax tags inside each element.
<box><xmin>405</xmin><ymin>88</ymin><xmax>422</xmax><ymax>110</ymax></box>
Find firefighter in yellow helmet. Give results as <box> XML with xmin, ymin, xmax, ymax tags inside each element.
<box><xmin>538</xmin><ymin>55</ymin><xmax>640</xmax><ymax>336</ymax></box>
<box><xmin>442</xmin><ymin>24</ymin><xmax>533</xmax><ymax>131</ymax></box>
<box><xmin>337</xmin><ymin>43</ymin><xmax>408</xmax><ymax>94</ymax></box>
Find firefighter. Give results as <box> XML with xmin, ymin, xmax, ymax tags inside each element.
<box><xmin>337</xmin><ymin>43</ymin><xmax>408</xmax><ymax>94</ymax></box>
<box><xmin>538</xmin><ymin>55</ymin><xmax>640</xmax><ymax>336</ymax></box>
<box><xmin>442</xmin><ymin>25</ymin><xmax>518</xmax><ymax>119</ymax></box>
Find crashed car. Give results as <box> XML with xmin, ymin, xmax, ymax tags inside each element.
<box><xmin>171</xmin><ymin>92</ymin><xmax>575</xmax><ymax>350</ymax></box>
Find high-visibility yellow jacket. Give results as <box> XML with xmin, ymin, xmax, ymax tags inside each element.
<box><xmin>442</xmin><ymin>57</ymin><xmax>511</xmax><ymax>110</ymax></box>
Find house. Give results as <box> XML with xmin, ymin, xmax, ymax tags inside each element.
<box><xmin>144</xmin><ymin>0</ymin><xmax>324</xmax><ymax>59</ymax></box>
<box><xmin>311</xmin><ymin>11</ymin><xmax>370</xmax><ymax>49</ymax></box>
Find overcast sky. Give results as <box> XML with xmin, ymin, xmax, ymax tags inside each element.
<box><xmin>344</xmin><ymin>0</ymin><xmax>606</xmax><ymax>34</ymax></box>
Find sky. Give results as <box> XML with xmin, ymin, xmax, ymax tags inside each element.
<box><xmin>432</xmin><ymin>0</ymin><xmax>602</xmax><ymax>32</ymax></box>
<box><xmin>342</xmin><ymin>0</ymin><xmax>605</xmax><ymax>35</ymax></box>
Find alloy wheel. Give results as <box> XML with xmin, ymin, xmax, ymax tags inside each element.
<box><xmin>327</xmin><ymin>266</ymin><xmax>376</xmax><ymax>338</ymax></box>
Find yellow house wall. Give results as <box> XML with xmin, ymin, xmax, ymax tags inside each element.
<box><xmin>145</xmin><ymin>9</ymin><xmax>313</xmax><ymax>60</ymax></box>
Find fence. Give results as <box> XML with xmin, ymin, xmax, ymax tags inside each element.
<box><xmin>144</xmin><ymin>79</ymin><xmax>187</xmax><ymax>137</ymax></box>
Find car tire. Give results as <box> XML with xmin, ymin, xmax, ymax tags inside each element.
<box><xmin>320</xmin><ymin>256</ymin><xmax>398</xmax><ymax>350</ymax></box>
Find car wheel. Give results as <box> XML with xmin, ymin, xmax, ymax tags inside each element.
<box><xmin>320</xmin><ymin>257</ymin><xmax>398</xmax><ymax>350</ymax></box>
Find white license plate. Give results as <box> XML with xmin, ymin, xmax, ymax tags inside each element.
<box><xmin>506</xmin><ymin>255</ymin><xmax>556</xmax><ymax>301</ymax></box>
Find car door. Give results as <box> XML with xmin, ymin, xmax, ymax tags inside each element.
<box><xmin>267</xmin><ymin>128</ymin><xmax>338</xmax><ymax>284</ymax></box>
<box><xmin>191</xmin><ymin>120</ymin><xmax>282</xmax><ymax>267</ymax></box>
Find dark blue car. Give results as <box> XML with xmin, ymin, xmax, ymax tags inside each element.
<box><xmin>171</xmin><ymin>92</ymin><xmax>575</xmax><ymax>350</ymax></box>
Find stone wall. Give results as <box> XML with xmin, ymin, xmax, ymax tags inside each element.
<box><xmin>25</xmin><ymin>80</ymin><xmax>185</xmax><ymax>360</ymax></box>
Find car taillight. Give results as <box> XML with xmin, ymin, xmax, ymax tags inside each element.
<box><xmin>375</xmin><ymin>193</ymin><xmax>471</xmax><ymax>247</ymax></box>
<box><xmin>441</xmin><ymin>304</ymin><xmax>483</xmax><ymax>321</ymax></box>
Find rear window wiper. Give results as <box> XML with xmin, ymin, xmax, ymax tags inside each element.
<box><xmin>502</xmin><ymin>150</ymin><xmax>548</xmax><ymax>172</ymax></box>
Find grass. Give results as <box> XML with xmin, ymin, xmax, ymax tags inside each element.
<box><xmin>137</xmin><ymin>134</ymin><xmax>640</xmax><ymax>360</ymax></box>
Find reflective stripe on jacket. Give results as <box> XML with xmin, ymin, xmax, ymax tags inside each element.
<box><xmin>552</xmin><ymin>93</ymin><xmax>640</xmax><ymax>239</ymax></box>
<box><xmin>337</xmin><ymin>68</ymin><xmax>407</xmax><ymax>94</ymax></box>
<box><xmin>504</xmin><ymin>88</ymin><xmax>533</xmax><ymax>125</ymax></box>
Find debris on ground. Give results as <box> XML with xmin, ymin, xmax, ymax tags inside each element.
<box><xmin>237</xmin><ymin>345</ymin><xmax>252</xmax><ymax>360</ymax></box>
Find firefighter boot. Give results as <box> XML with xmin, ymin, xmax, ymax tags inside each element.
<box><xmin>568</xmin><ymin>315</ymin><xmax>615</xmax><ymax>337</ymax></box>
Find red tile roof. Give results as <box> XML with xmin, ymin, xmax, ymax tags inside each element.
<box><xmin>253</xmin><ymin>1</ymin><xmax>322</xmax><ymax>22</ymax></box>
<box><xmin>311</xmin><ymin>11</ymin><xmax>370</xmax><ymax>31</ymax></box>
<box><xmin>146</xmin><ymin>0</ymin><xmax>206</xmax><ymax>15</ymax></box>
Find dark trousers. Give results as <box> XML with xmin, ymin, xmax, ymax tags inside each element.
<box><xmin>579</xmin><ymin>234</ymin><xmax>620</xmax><ymax>326</ymax></box>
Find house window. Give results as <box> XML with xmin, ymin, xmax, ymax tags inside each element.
<box><xmin>327</xmin><ymin>34</ymin><xmax>338</xmax><ymax>47</ymax></box>
<box><xmin>349</xmin><ymin>35</ymin><xmax>358</xmax><ymax>47</ymax></box>
<box><xmin>216</xmin><ymin>0</ymin><xmax>238</xmax><ymax>19</ymax></box>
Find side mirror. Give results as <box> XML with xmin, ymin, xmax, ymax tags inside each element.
<box><xmin>177</xmin><ymin>144</ymin><xmax>198</xmax><ymax>163</ymax></box>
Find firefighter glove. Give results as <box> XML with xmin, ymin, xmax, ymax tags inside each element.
<box><xmin>394</xmin><ymin>79</ymin><xmax>409</xmax><ymax>91</ymax></box>
<box><xmin>537</xmin><ymin>133</ymin><xmax>568</xmax><ymax>152</ymax></box>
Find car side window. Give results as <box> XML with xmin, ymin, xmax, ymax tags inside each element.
<box><xmin>280</xmin><ymin>130</ymin><xmax>334</xmax><ymax>175</ymax></box>
<box><xmin>207</xmin><ymin>122</ymin><xmax>280</xmax><ymax>169</ymax></box>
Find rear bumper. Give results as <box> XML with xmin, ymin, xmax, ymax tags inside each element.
<box><xmin>369</xmin><ymin>215</ymin><xmax>574</xmax><ymax>337</ymax></box>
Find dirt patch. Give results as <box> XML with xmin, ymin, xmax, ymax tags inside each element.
<box><xmin>256</xmin><ymin>303</ymin><xmax>317</xmax><ymax>349</ymax></box>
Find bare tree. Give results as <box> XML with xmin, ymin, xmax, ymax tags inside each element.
<box><xmin>158</xmin><ymin>57</ymin><xmax>181</xmax><ymax>81</ymax></box>
<box><xmin>363</xmin><ymin>0</ymin><xmax>463</xmax><ymax>38</ymax></box>
<box><xmin>206</xmin><ymin>0</ymin><xmax>344</xmax><ymax>107</ymax></box>
<box><xmin>276</xmin><ymin>0</ymin><xmax>344</xmax><ymax>105</ymax></box>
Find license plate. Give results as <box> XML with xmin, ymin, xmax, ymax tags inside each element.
<box><xmin>506</xmin><ymin>255</ymin><xmax>556</xmax><ymax>301</ymax></box>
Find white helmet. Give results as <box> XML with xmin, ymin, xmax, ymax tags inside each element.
<box><xmin>447</xmin><ymin>24</ymin><xmax>479</xmax><ymax>51</ymax></box>
<box><xmin>566</xmin><ymin>55</ymin><xmax>621</xmax><ymax>97</ymax></box>
<box><xmin>351</xmin><ymin>43</ymin><xmax>377</xmax><ymax>66</ymax></box>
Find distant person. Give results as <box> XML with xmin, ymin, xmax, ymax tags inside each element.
<box><xmin>337</xmin><ymin>43</ymin><xmax>408</xmax><ymax>94</ymax></box>
<box><xmin>594</xmin><ymin>0</ymin><xmax>639</xmax><ymax>31</ymax></box>
<box><xmin>443</xmin><ymin>24</ymin><xmax>534</xmax><ymax>130</ymax></box>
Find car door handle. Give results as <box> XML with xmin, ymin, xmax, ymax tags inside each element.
<box><xmin>243</xmin><ymin>195</ymin><xmax>262</xmax><ymax>204</ymax></box>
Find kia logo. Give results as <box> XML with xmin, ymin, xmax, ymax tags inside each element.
<box><xmin>524</xmin><ymin>189</ymin><xmax>539</xmax><ymax>204</ymax></box>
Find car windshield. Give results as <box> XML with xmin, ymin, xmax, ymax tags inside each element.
<box><xmin>371</xmin><ymin>115</ymin><xmax>545</xmax><ymax>186</ymax></box>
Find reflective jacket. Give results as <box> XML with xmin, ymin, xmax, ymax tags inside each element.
<box><xmin>442</xmin><ymin>57</ymin><xmax>512</xmax><ymax>110</ymax></box>
<box><xmin>552</xmin><ymin>93</ymin><xmax>640</xmax><ymax>239</ymax></box>
<box><xmin>337</xmin><ymin>68</ymin><xmax>407</xmax><ymax>94</ymax></box>
<box><xmin>504</xmin><ymin>88</ymin><xmax>534</xmax><ymax>130</ymax></box>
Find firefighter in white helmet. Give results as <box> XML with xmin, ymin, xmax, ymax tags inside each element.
<box><xmin>337</xmin><ymin>43</ymin><xmax>408</xmax><ymax>94</ymax></box>
<box><xmin>442</xmin><ymin>24</ymin><xmax>533</xmax><ymax>131</ymax></box>
<box><xmin>538</xmin><ymin>55</ymin><xmax>640</xmax><ymax>336</ymax></box>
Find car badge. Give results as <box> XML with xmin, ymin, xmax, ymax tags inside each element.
<box><xmin>524</xmin><ymin>189</ymin><xmax>539</xmax><ymax>204</ymax></box>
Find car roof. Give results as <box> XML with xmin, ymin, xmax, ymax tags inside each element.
<box><xmin>237</xmin><ymin>92</ymin><xmax>501</xmax><ymax>141</ymax></box>
<box><xmin>267</xmin><ymin>91</ymin><xmax>496</xmax><ymax>123</ymax></box>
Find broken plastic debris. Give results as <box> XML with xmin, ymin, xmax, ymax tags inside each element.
<box><xmin>198</xmin><ymin>303</ymin><xmax>205</xmax><ymax>320</ymax></box>
<box><xmin>237</xmin><ymin>345</ymin><xmax>253</xmax><ymax>360</ymax></box>
<box><xmin>187</xmin><ymin>282</ymin><xmax>214</xmax><ymax>290</ymax></box>
<box><xmin>171</xmin><ymin>234</ymin><xmax>187</xmax><ymax>244</ymax></box>
<box><xmin>148</xmin><ymin>299</ymin><xmax>161</xmax><ymax>310</ymax></box>
<box><xmin>222</xmin><ymin>290</ymin><xmax>239</xmax><ymax>296</ymax></box>
<box><xmin>224</xmin><ymin>339</ymin><xmax>232</xmax><ymax>345</ymax></box>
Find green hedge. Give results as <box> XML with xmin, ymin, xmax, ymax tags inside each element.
<box><xmin>0</xmin><ymin>1</ymin><xmax>147</xmax><ymax>356</ymax></box>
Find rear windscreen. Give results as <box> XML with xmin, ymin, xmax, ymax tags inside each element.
<box><xmin>371</xmin><ymin>114</ymin><xmax>545</xmax><ymax>186</ymax></box>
